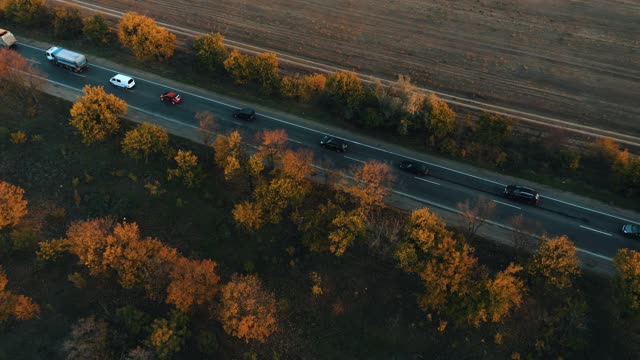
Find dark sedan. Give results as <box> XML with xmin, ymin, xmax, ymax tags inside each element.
<box><xmin>504</xmin><ymin>185</ymin><xmax>540</xmax><ymax>205</ymax></box>
<box><xmin>232</xmin><ymin>108</ymin><xmax>256</xmax><ymax>121</ymax></box>
<box><xmin>399</xmin><ymin>160</ymin><xmax>429</xmax><ymax>176</ymax></box>
<box><xmin>622</xmin><ymin>224</ymin><xmax>640</xmax><ymax>238</ymax></box>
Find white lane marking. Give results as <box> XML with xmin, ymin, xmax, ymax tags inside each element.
<box><xmin>544</xmin><ymin>196</ymin><xmax>637</xmax><ymax>224</ymax></box>
<box><xmin>232</xmin><ymin>122</ymin><xmax>246</xmax><ymax>126</ymax></box>
<box><xmin>579</xmin><ymin>225</ymin><xmax>613</xmax><ymax>237</ymax></box>
<box><xmin>17</xmin><ymin>43</ymin><xmax>639</xmax><ymax>225</ymax></box>
<box><xmin>414</xmin><ymin>177</ymin><xmax>440</xmax><ymax>186</ymax></box>
<box><xmin>576</xmin><ymin>248</ymin><xmax>614</xmax><ymax>261</ymax></box>
<box><xmin>492</xmin><ymin>199</ymin><xmax>521</xmax><ymax>210</ymax></box>
<box><xmin>287</xmin><ymin>138</ymin><xmax>303</xmax><ymax>144</ymax></box>
<box><xmin>27</xmin><ymin>59</ymin><xmax>42</xmax><ymax>64</ymax></box>
<box><xmin>344</xmin><ymin>156</ymin><xmax>365</xmax><ymax>164</ymax></box>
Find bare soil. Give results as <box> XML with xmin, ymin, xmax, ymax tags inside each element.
<box><xmin>83</xmin><ymin>0</ymin><xmax>640</xmax><ymax>134</ymax></box>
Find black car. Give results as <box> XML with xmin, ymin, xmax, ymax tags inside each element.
<box><xmin>504</xmin><ymin>185</ymin><xmax>540</xmax><ymax>205</ymax></box>
<box><xmin>399</xmin><ymin>160</ymin><xmax>429</xmax><ymax>176</ymax></box>
<box><xmin>622</xmin><ymin>224</ymin><xmax>640</xmax><ymax>238</ymax></box>
<box><xmin>232</xmin><ymin>108</ymin><xmax>256</xmax><ymax>121</ymax></box>
<box><xmin>320</xmin><ymin>136</ymin><xmax>348</xmax><ymax>152</ymax></box>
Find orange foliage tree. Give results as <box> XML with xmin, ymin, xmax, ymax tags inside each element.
<box><xmin>255</xmin><ymin>129</ymin><xmax>288</xmax><ymax>169</ymax></box>
<box><xmin>0</xmin><ymin>265</ymin><xmax>40</xmax><ymax>325</ymax></box>
<box><xmin>425</xmin><ymin>94</ymin><xmax>457</xmax><ymax>144</ymax></box>
<box><xmin>0</xmin><ymin>48</ymin><xmax>45</xmax><ymax>118</ymax></box>
<box><xmin>69</xmin><ymin>85</ymin><xmax>128</xmax><ymax>144</ymax></box>
<box><xmin>65</xmin><ymin>217</ymin><xmax>113</xmax><ymax>275</ymax></box>
<box><xmin>252</xmin><ymin>52</ymin><xmax>279</xmax><ymax>93</ymax></box>
<box><xmin>232</xmin><ymin>201</ymin><xmax>264</xmax><ymax>232</ymax></box>
<box><xmin>121</xmin><ymin>122</ymin><xmax>169</xmax><ymax>161</ymax></box>
<box><xmin>117</xmin><ymin>12</ymin><xmax>176</xmax><ymax>61</ymax></box>
<box><xmin>166</xmin><ymin>258</ymin><xmax>220</xmax><ymax>312</ymax></box>
<box><xmin>223</xmin><ymin>49</ymin><xmax>253</xmax><ymax>84</ymax></box>
<box><xmin>614</xmin><ymin>248</ymin><xmax>640</xmax><ymax>313</ymax></box>
<box><xmin>327</xmin><ymin>210</ymin><xmax>365</xmax><ymax>256</ymax></box>
<box><xmin>212</xmin><ymin>130</ymin><xmax>245</xmax><ymax>180</ymax></box>
<box><xmin>0</xmin><ymin>181</ymin><xmax>28</xmax><ymax>230</ymax></box>
<box><xmin>217</xmin><ymin>274</ymin><xmax>277</xmax><ymax>343</ymax></box>
<box><xmin>529</xmin><ymin>234</ymin><xmax>580</xmax><ymax>290</ymax></box>
<box><xmin>345</xmin><ymin>160</ymin><xmax>394</xmax><ymax>215</ymax></box>
<box><xmin>280</xmin><ymin>73</ymin><xmax>327</xmax><ymax>101</ymax></box>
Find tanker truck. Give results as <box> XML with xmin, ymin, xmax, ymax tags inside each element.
<box><xmin>45</xmin><ymin>46</ymin><xmax>88</xmax><ymax>72</ymax></box>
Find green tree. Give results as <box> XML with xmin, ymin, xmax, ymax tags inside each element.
<box><xmin>475</xmin><ymin>113</ymin><xmax>513</xmax><ymax>148</ymax></box>
<box><xmin>326</xmin><ymin>71</ymin><xmax>364</xmax><ymax>111</ymax></box>
<box><xmin>147</xmin><ymin>310</ymin><xmax>189</xmax><ymax>359</ymax></box>
<box><xmin>193</xmin><ymin>32</ymin><xmax>228</xmax><ymax>73</ymax></box>
<box><xmin>83</xmin><ymin>15</ymin><xmax>111</xmax><ymax>44</ymax></box>
<box><xmin>121</xmin><ymin>123</ymin><xmax>169</xmax><ymax>161</ymax></box>
<box><xmin>69</xmin><ymin>85</ymin><xmax>128</xmax><ymax>144</ymax></box>
<box><xmin>51</xmin><ymin>6</ymin><xmax>83</xmax><ymax>39</ymax></box>
<box><xmin>117</xmin><ymin>12</ymin><xmax>176</xmax><ymax>61</ymax></box>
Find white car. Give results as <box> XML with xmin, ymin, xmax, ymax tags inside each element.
<box><xmin>110</xmin><ymin>74</ymin><xmax>135</xmax><ymax>89</ymax></box>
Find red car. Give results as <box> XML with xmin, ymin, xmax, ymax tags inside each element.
<box><xmin>160</xmin><ymin>91</ymin><xmax>182</xmax><ymax>104</ymax></box>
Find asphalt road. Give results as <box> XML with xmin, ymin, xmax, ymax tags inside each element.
<box><xmin>14</xmin><ymin>42</ymin><xmax>640</xmax><ymax>261</ymax></box>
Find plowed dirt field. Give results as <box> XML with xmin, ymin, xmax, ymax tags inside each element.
<box><xmin>73</xmin><ymin>0</ymin><xmax>640</xmax><ymax>134</ymax></box>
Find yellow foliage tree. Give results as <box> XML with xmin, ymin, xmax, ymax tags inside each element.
<box><xmin>167</xmin><ymin>150</ymin><xmax>201</xmax><ymax>188</ymax></box>
<box><xmin>121</xmin><ymin>122</ymin><xmax>169</xmax><ymax>161</ymax></box>
<box><xmin>232</xmin><ymin>201</ymin><xmax>264</xmax><ymax>232</ymax></box>
<box><xmin>327</xmin><ymin>210</ymin><xmax>365</xmax><ymax>256</ymax></box>
<box><xmin>252</xmin><ymin>52</ymin><xmax>279</xmax><ymax>93</ymax></box>
<box><xmin>529</xmin><ymin>234</ymin><xmax>580</xmax><ymax>289</ymax></box>
<box><xmin>69</xmin><ymin>85</ymin><xmax>128</xmax><ymax>144</ymax></box>
<box><xmin>425</xmin><ymin>94</ymin><xmax>457</xmax><ymax>142</ymax></box>
<box><xmin>0</xmin><ymin>181</ymin><xmax>28</xmax><ymax>230</ymax></box>
<box><xmin>166</xmin><ymin>258</ymin><xmax>220</xmax><ymax>312</ymax></box>
<box><xmin>217</xmin><ymin>274</ymin><xmax>277</xmax><ymax>343</ymax></box>
<box><xmin>212</xmin><ymin>130</ymin><xmax>245</xmax><ymax>180</ymax></box>
<box><xmin>484</xmin><ymin>263</ymin><xmax>525</xmax><ymax>323</ymax></box>
<box><xmin>117</xmin><ymin>12</ymin><xmax>176</xmax><ymax>61</ymax></box>
<box><xmin>255</xmin><ymin>128</ymin><xmax>288</xmax><ymax>169</ymax></box>
<box><xmin>326</xmin><ymin>71</ymin><xmax>364</xmax><ymax>110</ymax></box>
<box><xmin>223</xmin><ymin>49</ymin><xmax>253</xmax><ymax>84</ymax></box>
<box><xmin>193</xmin><ymin>32</ymin><xmax>228</xmax><ymax>73</ymax></box>
<box><xmin>614</xmin><ymin>248</ymin><xmax>640</xmax><ymax>313</ymax></box>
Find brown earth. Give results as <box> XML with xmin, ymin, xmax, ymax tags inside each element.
<box><xmin>72</xmin><ymin>0</ymin><xmax>640</xmax><ymax>134</ymax></box>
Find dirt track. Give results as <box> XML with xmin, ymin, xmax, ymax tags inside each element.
<box><xmin>70</xmin><ymin>0</ymin><xmax>640</xmax><ymax>135</ymax></box>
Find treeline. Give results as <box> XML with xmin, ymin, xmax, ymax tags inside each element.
<box><xmin>1</xmin><ymin>0</ymin><xmax>639</xmax><ymax>201</ymax></box>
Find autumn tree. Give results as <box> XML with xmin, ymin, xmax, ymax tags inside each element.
<box><xmin>232</xmin><ymin>201</ymin><xmax>264</xmax><ymax>231</ymax></box>
<box><xmin>65</xmin><ymin>218</ymin><xmax>113</xmax><ymax>275</ymax></box>
<box><xmin>83</xmin><ymin>15</ymin><xmax>111</xmax><ymax>44</ymax></box>
<box><xmin>167</xmin><ymin>150</ymin><xmax>202</xmax><ymax>188</ymax></box>
<box><xmin>614</xmin><ymin>248</ymin><xmax>640</xmax><ymax>314</ymax></box>
<box><xmin>326</xmin><ymin>71</ymin><xmax>364</xmax><ymax>112</ymax></box>
<box><xmin>121</xmin><ymin>122</ymin><xmax>169</xmax><ymax>161</ymax></box>
<box><xmin>345</xmin><ymin>160</ymin><xmax>394</xmax><ymax>215</ymax></box>
<box><xmin>457</xmin><ymin>197</ymin><xmax>496</xmax><ymax>240</ymax></box>
<box><xmin>223</xmin><ymin>49</ymin><xmax>253</xmax><ymax>84</ymax></box>
<box><xmin>63</xmin><ymin>316</ymin><xmax>111</xmax><ymax>360</ymax></box>
<box><xmin>475</xmin><ymin>113</ymin><xmax>513</xmax><ymax>148</ymax></box>
<box><xmin>293</xmin><ymin>200</ymin><xmax>342</xmax><ymax>253</ymax></box>
<box><xmin>0</xmin><ymin>48</ymin><xmax>45</xmax><ymax>119</ymax></box>
<box><xmin>424</xmin><ymin>94</ymin><xmax>457</xmax><ymax>145</ymax></box>
<box><xmin>69</xmin><ymin>85</ymin><xmax>128</xmax><ymax>144</ymax></box>
<box><xmin>252</xmin><ymin>52</ymin><xmax>279</xmax><ymax>93</ymax></box>
<box><xmin>483</xmin><ymin>263</ymin><xmax>525</xmax><ymax>323</ymax></box>
<box><xmin>212</xmin><ymin>130</ymin><xmax>246</xmax><ymax>180</ymax></box>
<box><xmin>217</xmin><ymin>274</ymin><xmax>277</xmax><ymax>343</ymax></box>
<box><xmin>51</xmin><ymin>6</ymin><xmax>83</xmax><ymax>39</ymax></box>
<box><xmin>117</xmin><ymin>12</ymin><xmax>176</xmax><ymax>61</ymax></box>
<box><xmin>280</xmin><ymin>73</ymin><xmax>326</xmax><ymax>101</ymax></box>
<box><xmin>0</xmin><ymin>265</ymin><xmax>40</xmax><ymax>325</ymax></box>
<box><xmin>166</xmin><ymin>258</ymin><xmax>220</xmax><ymax>312</ymax></box>
<box><xmin>193</xmin><ymin>32</ymin><xmax>228</xmax><ymax>73</ymax></box>
<box><xmin>612</xmin><ymin>149</ymin><xmax>640</xmax><ymax>195</ymax></box>
<box><xmin>148</xmin><ymin>310</ymin><xmax>189</xmax><ymax>359</ymax></box>
<box><xmin>529</xmin><ymin>234</ymin><xmax>580</xmax><ymax>290</ymax></box>
<box><xmin>0</xmin><ymin>181</ymin><xmax>28</xmax><ymax>230</ymax></box>
<box><xmin>3</xmin><ymin>0</ymin><xmax>47</xmax><ymax>26</ymax></box>
<box><xmin>255</xmin><ymin>128</ymin><xmax>288</xmax><ymax>169</ymax></box>
<box><xmin>196</xmin><ymin>111</ymin><xmax>218</xmax><ymax>145</ymax></box>
<box><xmin>327</xmin><ymin>210</ymin><xmax>366</xmax><ymax>256</ymax></box>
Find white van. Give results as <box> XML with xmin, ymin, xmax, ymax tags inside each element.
<box><xmin>110</xmin><ymin>74</ymin><xmax>135</xmax><ymax>89</ymax></box>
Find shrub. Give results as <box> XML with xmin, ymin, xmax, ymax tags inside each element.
<box><xmin>51</xmin><ymin>6</ymin><xmax>83</xmax><ymax>39</ymax></box>
<box><xmin>83</xmin><ymin>15</ymin><xmax>111</xmax><ymax>44</ymax></box>
<box><xmin>10</xmin><ymin>131</ymin><xmax>26</xmax><ymax>144</ymax></box>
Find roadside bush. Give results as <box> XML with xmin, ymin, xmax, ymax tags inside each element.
<box><xmin>83</xmin><ymin>14</ymin><xmax>111</xmax><ymax>44</ymax></box>
<box><xmin>193</xmin><ymin>32</ymin><xmax>227</xmax><ymax>73</ymax></box>
<box><xmin>251</xmin><ymin>52</ymin><xmax>279</xmax><ymax>94</ymax></box>
<box><xmin>223</xmin><ymin>49</ymin><xmax>253</xmax><ymax>84</ymax></box>
<box><xmin>475</xmin><ymin>113</ymin><xmax>513</xmax><ymax>148</ymax></box>
<box><xmin>121</xmin><ymin>122</ymin><xmax>170</xmax><ymax>161</ymax></box>
<box><xmin>51</xmin><ymin>6</ymin><xmax>83</xmax><ymax>39</ymax></box>
<box><xmin>325</xmin><ymin>71</ymin><xmax>364</xmax><ymax>113</ymax></box>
